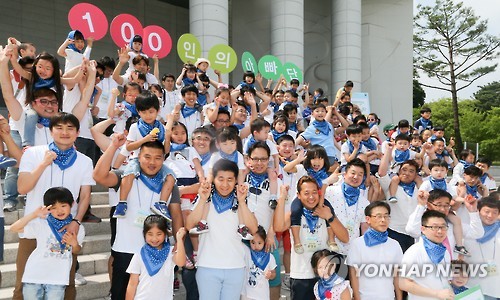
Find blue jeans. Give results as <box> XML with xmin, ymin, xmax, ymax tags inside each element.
<box><xmin>196</xmin><ymin>267</ymin><xmax>245</xmax><ymax>300</ymax></box>
<box><xmin>23</xmin><ymin>109</ymin><xmax>38</xmax><ymax>147</ymax></box>
<box><xmin>4</xmin><ymin>130</ymin><xmax>21</xmax><ymax>204</ymax></box>
<box><xmin>22</xmin><ymin>282</ymin><xmax>66</xmax><ymax>300</ymax></box>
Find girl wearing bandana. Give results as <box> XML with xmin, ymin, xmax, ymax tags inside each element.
<box><xmin>186</xmin><ymin>160</ymin><xmax>258</xmax><ymax>300</ymax></box>
<box><xmin>107</xmin><ymin>82</ymin><xmax>141</xmax><ymax>134</ymax></box>
<box><xmin>311</xmin><ymin>250</ymin><xmax>350</xmax><ymax>300</ymax></box>
<box><xmin>57</xmin><ymin>30</ymin><xmax>93</xmax><ymax>73</ymax></box>
<box><xmin>241</xmin><ymin>226</ymin><xmax>277</xmax><ymax>300</ymax></box>
<box><xmin>269</xmin><ymin>114</ymin><xmax>297</xmax><ymax>142</ymax></box>
<box><xmin>449</xmin><ymin>149</ymin><xmax>475</xmax><ymax>186</ymax></box>
<box><xmin>126</xmin><ymin>215</ymin><xmax>187</xmax><ymax>300</ymax></box>
<box><xmin>10</xmin><ymin>187</ymin><xmax>85</xmax><ymax>300</ymax></box>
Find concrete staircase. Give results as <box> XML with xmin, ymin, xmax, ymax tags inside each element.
<box><xmin>0</xmin><ymin>191</ymin><xmax>113</xmax><ymax>300</ymax></box>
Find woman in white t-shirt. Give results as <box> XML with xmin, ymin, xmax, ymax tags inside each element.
<box><xmin>186</xmin><ymin>160</ymin><xmax>258</xmax><ymax>299</ymax></box>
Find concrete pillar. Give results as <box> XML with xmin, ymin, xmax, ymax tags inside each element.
<box><xmin>271</xmin><ymin>0</ymin><xmax>304</xmax><ymax>77</ymax></box>
<box><xmin>189</xmin><ymin>0</ymin><xmax>229</xmax><ymax>82</ymax></box>
<box><xmin>332</xmin><ymin>0</ymin><xmax>362</xmax><ymax>92</ymax></box>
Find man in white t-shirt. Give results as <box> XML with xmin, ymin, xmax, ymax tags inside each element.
<box><xmin>347</xmin><ymin>201</ymin><xmax>403</xmax><ymax>300</ymax></box>
<box><xmin>14</xmin><ymin>113</ymin><xmax>95</xmax><ymax>300</ymax></box>
<box><xmin>399</xmin><ymin>210</ymin><xmax>455</xmax><ymax>300</ymax></box>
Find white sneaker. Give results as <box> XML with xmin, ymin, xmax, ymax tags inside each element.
<box><xmin>282</xmin><ymin>274</ymin><xmax>291</xmax><ymax>291</ymax></box>
<box><xmin>75</xmin><ymin>272</ymin><xmax>87</xmax><ymax>286</ymax></box>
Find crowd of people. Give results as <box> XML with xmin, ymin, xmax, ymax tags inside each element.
<box><xmin>0</xmin><ymin>30</ymin><xmax>498</xmax><ymax>300</ymax></box>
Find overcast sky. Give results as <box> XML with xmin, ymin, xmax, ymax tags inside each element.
<box><xmin>413</xmin><ymin>0</ymin><xmax>500</xmax><ymax>101</ymax></box>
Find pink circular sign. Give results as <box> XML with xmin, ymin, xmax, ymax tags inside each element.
<box><xmin>142</xmin><ymin>25</ymin><xmax>172</xmax><ymax>59</ymax></box>
<box><xmin>110</xmin><ymin>14</ymin><xmax>143</xmax><ymax>48</ymax></box>
<box><xmin>68</xmin><ymin>3</ymin><xmax>108</xmax><ymax>41</ymax></box>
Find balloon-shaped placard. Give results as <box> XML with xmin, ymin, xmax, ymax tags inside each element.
<box><xmin>142</xmin><ymin>25</ymin><xmax>172</xmax><ymax>59</ymax></box>
<box><xmin>241</xmin><ymin>51</ymin><xmax>258</xmax><ymax>73</ymax></box>
<box><xmin>177</xmin><ymin>34</ymin><xmax>201</xmax><ymax>64</ymax></box>
<box><xmin>110</xmin><ymin>14</ymin><xmax>143</xmax><ymax>48</ymax></box>
<box><xmin>208</xmin><ymin>44</ymin><xmax>238</xmax><ymax>74</ymax></box>
<box><xmin>68</xmin><ymin>3</ymin><xmax>108</xmax><ymax>41</ymax></box>
<box><xmin>258</xmin><ymin>55</ymin><xmax>283</xmax><ymax>80</ymax></box>
<box><xmin>282</xmin><ymin>62</ymin><xmax>303</xmax><ymax>83</ymax></box>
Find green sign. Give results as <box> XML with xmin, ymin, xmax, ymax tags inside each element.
<box><xmin>208</xmin><ymin>44</ymin><xmax>238</xmax><ymax>74</ymax></box>
<box><xmin>258</xmin><ymin>55</ymin><xmax>283</xmax><ymax>80</ymax></box>
<box><xmin>177</xmin><ymin>33</ymin><xmax>201</xmax><ymax>63</ymax></box>
<box><xmin>282</xmin><ymin>62</ymin><xmax>303</xmax><ymax>84</ymax></box>
<box><xmin>455</xmin><ymin>285</ymin><xmax>484</xmax><ymax>299</ymax></box>
<box><xmin>241</xmin><ymin>51</ymin><xmax>258</xmax><ymax>73</ymax></box>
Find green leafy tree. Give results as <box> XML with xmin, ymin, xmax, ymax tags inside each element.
<box><xmin>413</xmin><ymin>79</ymin><xmax>426</xmax><ymax>108</ymax></box>
<box><xmin>414</xmin><ymin>0</ymin><xmax>500</xmax><ymax>152</ymax></box>
<box><xmin>473</xmin><ymin>81</ymin><xmax>500</xmax><ymax>113</ymax></box>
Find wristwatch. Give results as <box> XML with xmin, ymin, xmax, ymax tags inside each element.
<box><xmin>327</xmin><ymin>215</ymin><xmax>335</xmax><ymax>224</ymax></box>
<box><xmin>72</xmin><ymin>219</ymin><xmax>82</xmax><ymax>226</ymax></box>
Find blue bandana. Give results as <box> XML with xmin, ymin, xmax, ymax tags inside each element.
<box><xmin>361</xmin><ymin>138</ymin><xmax>378</xmax><ymax>151</ymax></box>
<box><xmin>239</xmin><ymin>81</ymin><xmax>254</xmax><ymax>89</ymax></box>
<box><xmin>429</xmin><ymin>177</ymin><xmax>447</xmax><ymax>191</ymax></box>
<box><xmin>138</xmin><ymin>171</ymin><xmax>164</xmax><ymax>194</ymax></box>
<box><xmin>289</xmin><ymin>122</ymin><xmax>297</xmax><ymax>132</ymax></box>
<box><xmin>480</xmin><ymin>173</ymin><xmax>488</xmax><ymax>184</ymax></box>
<box><xmin>141</xmin><ymin>242</ymin><xmax>170</xmax><ymax>276</ymax></box>
<box><xmin>302</xmin><ymin>207</ymin><xmax>319</xmax><ymax>233</ymax></box>
<box><xmin>312</xmin><ymin>120</ymin><xmax>330</xmax><ymax>135</ymax></box>
<box><xmin>38</xmin><ymin>116</ymin><xmax>51</xmax><ymax>127</ymax></box>
<box><xmin>422</xmin><ymin>235</ymin><xmax>446</xmax><ymax>264</ymax></box>
<box><xmin>46</xmin><ymin>213</ymin><xmax>73</xmax><ymax>252</ymax></box>
<box><xmin>247</xmin><ymin>136</ymin><xmax>258</xmax><ymax>149</ymax></box>
<box><xmin>418</xmin><ymin>117</ymin><xmax>430</xmax><ymax>130</ymax></box>
<box><xmin>67</xmin><ymin>30</ymin><xmax>83</xmax><ymax>53</ymax></box>
<box><xmin>451</xmin><ymin>285</ymin><xmax>468</xmax><ymax>295</ymax></box>
<box><xmin>233</xmin><ymin>123</ymin><xmax>245</xmax><ymax>130</ymax></box>
<box><xmin>368</xmin><ymin>121</ymin><xmax>376</xmax><ymax>129</ymax></box>
<box><xmin>271</xmin><ymin>129</ymin><xmax>286</xmax><ymax>142</ymax></box>
<box><xmin>342</xmin><ymin>182</ymin><xmax>360</xmax><ymax>206</ymax></box>
<box><xmin>347</xmin><ymin>140</ymin><xmax>361</xmax><ymax>156</ymax></box>
<box><xmin>270</xmin><ymin>102</ymin><xmax>280</xmax><ymax>113</ymax></box>
<box><xmin>170</xmin><ymin>143</ymin><xmax>187</xmax><ymax>153</ymax></box>
<box><xmin>363</xmin><ymin>228</ymin><xmax>388</xmax><ymax>247</ymax></box>
<box><xmin>302</xmin><ymin>106</ymin><xmax>312</xmax><ymax>119</ymax></box>
<box><xmin>219</xmin><ymin>105</ymin><xmax>229</xmax><ymax>112</ymax></box>
<box><xmin>137</xmin><ymin>119</ymin><xmax>165</xmax><ymax>143</ymax></box>
<box><xmin>250</xmin><ymin>249</ymin><xmax>271</xmax><ymax>271</ymax></box>
<box><xmin>459</xmin><ymin>160</ymin><xmax>473</xmax><ymax>169</ymax></box>
<box><xmin>465</xmin><ymin>184</ymin><xmax>479</xmax><ymax>198</ymax></box>
<box><xmin>197</xmin><ymin>93</ymin><xmax>207</xmax><ymax>106</ymax></box>
<box><xmin>435</xmin><ymin>150</ymin><xmax>450</xmax><ymax>160</ymax></box>
<box><xmin>33</xmin><ymin>78</ymin><xmax>55</xmax><ymax>90</ymax></box>
<box><xmin>245</xmin><ymin>105</ymin><xmax>252</xmax><ymax>115</ymax></box>
<box><xmin>182</xmin><ymin>78</ymin><xmax>196</xmax><ymax>86</ymax></box>
<box><xmin>220</xmin><ymin>150</ymin><xmax>238</xmax><ymax>164</ymax></box>
<box><xmin>48</xmin><ymin>142</ymin><xmax>77</xmax><ymax>171</ymax></box>
<box><xmin>124</xmin><ymin>102</ymin><xmax>139</xmax><ymax>117</ymax></box>
<box><xmin>394</xmin><ymin>149</ymin><xmax>410</xmax><ymax>163</ymax></box>
<box><xmin>181</xmin><ymin>104</ymin><xmax>199</xmax><ymax>119</ymax></box>
<box><xmin>211</xmin><ymin>190</ymin><xmax>235</xmax><ymax>214</ymax></box>
<box><xmin>248</xmin><ymin>172</ymin><xmax>268</xmax><ymax>188</ymax></box>
<box><xmin>399</xmin><ymin>181</ymin><xmax>416</xmax><ymax>197</ymax></box>
<box><xmin>306</xmin><ymin>168</ymin><xmax>329</xmax><ymax>188</ymax></box>
<box><xmin>477</xmin><ymin>221</ymin><xmax>499</xmax><ymax>244</ymax></box>
<box><xmin>199</xmin><ymin>152</ymin><xmax>211</xmax><ymax>166</ymax></box>
<box><xmin>317</xmin><ymin>274</ymin><xmax>342</xmax><ymax>300</ymax></box>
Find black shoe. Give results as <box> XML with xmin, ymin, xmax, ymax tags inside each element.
<box><xmin>82</xmin><ymin>213</ymin><xmax>102</xmax><ymax>223</ymax></box>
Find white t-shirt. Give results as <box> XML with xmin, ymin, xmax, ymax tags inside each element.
<box><xmin>464</xmin><ymin>230</ymin><xmax>500</xmax><ymax>297</ymax></box>
<box><xmin>178</xmin><ymin>111</ymin><xmax>202</xmax><ymax>140</ymax></box>
<box><xmin>159</xmin><ymin>90</ymin><xmax>181</xmax><ymax>121</ymax></box>
<box><xmin>96</xmin><ymin>77</ymin><xmax>119</xmax><ymax>119</ymax></box>
<box><xmin>195</xmin><ymin>198</ymin><xmax>246</xmax><ymax>269</ymax></box>
<box><xmin>290</xmin><ymin>214</ymin><xmax>329</xmax><ymax>279</ymax></box>
<box><xmin>418</xmin><ymin>179</ymin><xmax>456</xmax><ymax>197</ymax></box>
<box><xmin>378</xmin><ymin>175</ymin><xmax>418</xmax><ymax>235</ymax></box>
<box><xmin>126</xmin><ymin>245</ymin><xmax>175</xmax><ymax>300</ymax></box>
<box><xmin>241</xmin><ymin>247</ymin><xmax>277</xmax><ymax>300</ymax></box>
<box><xmin>126</xmin><ymin>123</ymin><xmax>166</xmax><ymax>159</ymax></box>
<box><xmin>243</xmin><ymin>139</ymin><xmax>278</xmax><ymax>157</ymax></box>
<box><xmin>208</xmin><ymin>151</ymin><xmax>246</xmax><ymax>171</ymax></box>
<box><xmin>201</xmin><ymin>102</ymin><xmax>232</xmax><ymax>126</ymax></box>
<box><xmin>346</xmin><ymin>235</ymin><xmax>403</xmax><ymax>299</ymax></box>
<box><xmin>324</xmin><ymin>184</ymin><xmax>369</xmax><ymax>255</ymax></box>
<box><xmin>400</xmin><ymin>239</ymin><xmax>452</xmax><ymax>300</ymax></box>
<box><xmin>245</xmin><ymin>175</ymin><xmax>279</xmax><ymax>231</ymax></box>
<box><xmin>19</xmin><ymin>145</ymin><xmax>95</xmax><ymax>238</ymax></box>
<box><xmin>113</xmin><ymin>179</ymin><xmax>161</xmax><ymax>254</ymax></box>
<box><xmin>13</xmin><ymin>111</ymin><xmax>53</xmax><ymax>146</ymax></box>
<box><xmin>390</xmin><ymin>149</ymin><xmax>417</xmax><ymax>174</ymax></box>
<box><xmin>279</xmin><ymin>163</ymin><xmax>307</xmax><ymax>213</ymax></box>
<box><xmin>22</xmin><ymin>218</ymin><xmax>85</xmax><ymax>285</ymax></box>
<box><xmin>64</xmin><ymin>47</ymin><xmax>91</xmax><ymax>73</ymax></box>
<box><xmin>62</xmin><ymin>84</ymin><xmax>81</xmax><ymax>114</ymax></box>
<box><xmin>9</xmin><ymin>70</ymin><xmax>28</xmax><ymax>131</ymax></box>
<box><xmin>164</xmin><ymin>147</ymin><xmax>200</xmax><ymax>181</ymax></box>
<box><xmin>340</xmin><ymin>142</ymin><xmax>367</xmax><ymax>166</ymax></box>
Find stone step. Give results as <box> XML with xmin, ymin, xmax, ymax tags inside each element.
<box><xmin>90</xmin><ymin>205</ymin><xmax>111</xmax><ymax>221</ymax></box>
<box><xmin>4</xmin><ymin>219</ymin><xmax>111</xmax><ymax>244</ymax></box>
<box><xmin>0</xmin><ymin>252</ymin><xmax>110</xmax><ymax>288</ymax></box>
<box><xmin>90</xmin><ymin>192</ymin><xmax>111</xmax><ymax>206</ymax></box>
<box><xmin>3</xmin><ymin>234</ymin><xmax>110</xmax><ymax>265</ymax></box>
<box><xmin>0</xmin><ymin>273</ymin><xmax>112</xmax><ymax>300</ymax></box>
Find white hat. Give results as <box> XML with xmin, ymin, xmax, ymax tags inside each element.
<box><xmin>195</xmin><ymin>58</ymin><xmax>210</xmax><ymax>68</ymax></box>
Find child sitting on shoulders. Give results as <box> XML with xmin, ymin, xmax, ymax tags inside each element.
<box><xmin>107</xmin><ymin>82</ymin><xmax>142</xmax><ymax>133</ymax></box>
<box><xmin>125</xmin><ymin>35</ymin><xmax>148</xmax><ymax>75</ymax></box>
<box><xmin>57</xmin><ymin>29</ymin><xmax>93</xmax><ymax>72</ymax></box>
<box><xmin>10</xmin><ymin>187</ymin><xmax>85</xmax><ymax>300</ymax></box>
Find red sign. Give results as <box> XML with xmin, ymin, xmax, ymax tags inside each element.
<box><xmin>110</xmin><ymin>14</ymin><xmax>143</xmax><ymax>47</ymax></box>
<box><xmin>68</xmin><ymin>3</ymin><xmax>108</xmax><ymax>40</ymax></box>
<box><xmin>142</xmin><ymin>25</ymin><xmax>172</xmax><ymax>59</ymax></box>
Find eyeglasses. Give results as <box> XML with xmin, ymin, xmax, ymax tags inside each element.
<box><xmin>422</xmin><ymin>225</ymin><xmax>449</xmax><ymax>232</ymax></box>
<box><xmin>35</xmin><ymin>98</ymin><xmax>58</xmax><ymax>107</ymax></box>
<box><xmin>216</xmin><ymin>119</ymin><xmax>230</xmax><ymax>123</ymax></box>
<box><xmin>370</xmin><ymin>214</ymin><xmax>391</xmax><ymax>220</ymax></box>
<box><xmin>235</xmin><ymin>109</ymin><xmax>247</xmax><ymax>114</ymax></box>
<box><xmin>193</xmin><ymin>136</ymin><xmax>211</xmax><ymax>142</ymax></box>
<box><xmin>428</xmin><ymin>202</ymin><xmax>451</xmax><ymax>210</ymax></box>
<box><xmin>249</xmin><ymin>157</ymin><xmax>269</xmax><ymax>163</ymax></box>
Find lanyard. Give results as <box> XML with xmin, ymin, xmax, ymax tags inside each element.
<box><xmin>136</xmin><ymin>180</ymin><xmax>156</xmax><ymax>208</ymax></box>
<box><xmin>341</xmin><ymin>193</ymin><xmax>360</xmax><ymax>224</ymax></box>
<box><xmin>50</xmin><ymin>165</ymin><xmax>65</xmax><ymax>187</ymax></box>
<box><xmin>479</xmin><ymin>238</ymin><xmax>497</xmax><ymax>261</ymax></box>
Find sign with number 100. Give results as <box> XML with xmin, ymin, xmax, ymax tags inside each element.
<box><xmin>67</xmin><ymin>3</ymin><xmax>172</xmax><ymax>58</ymax></box>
